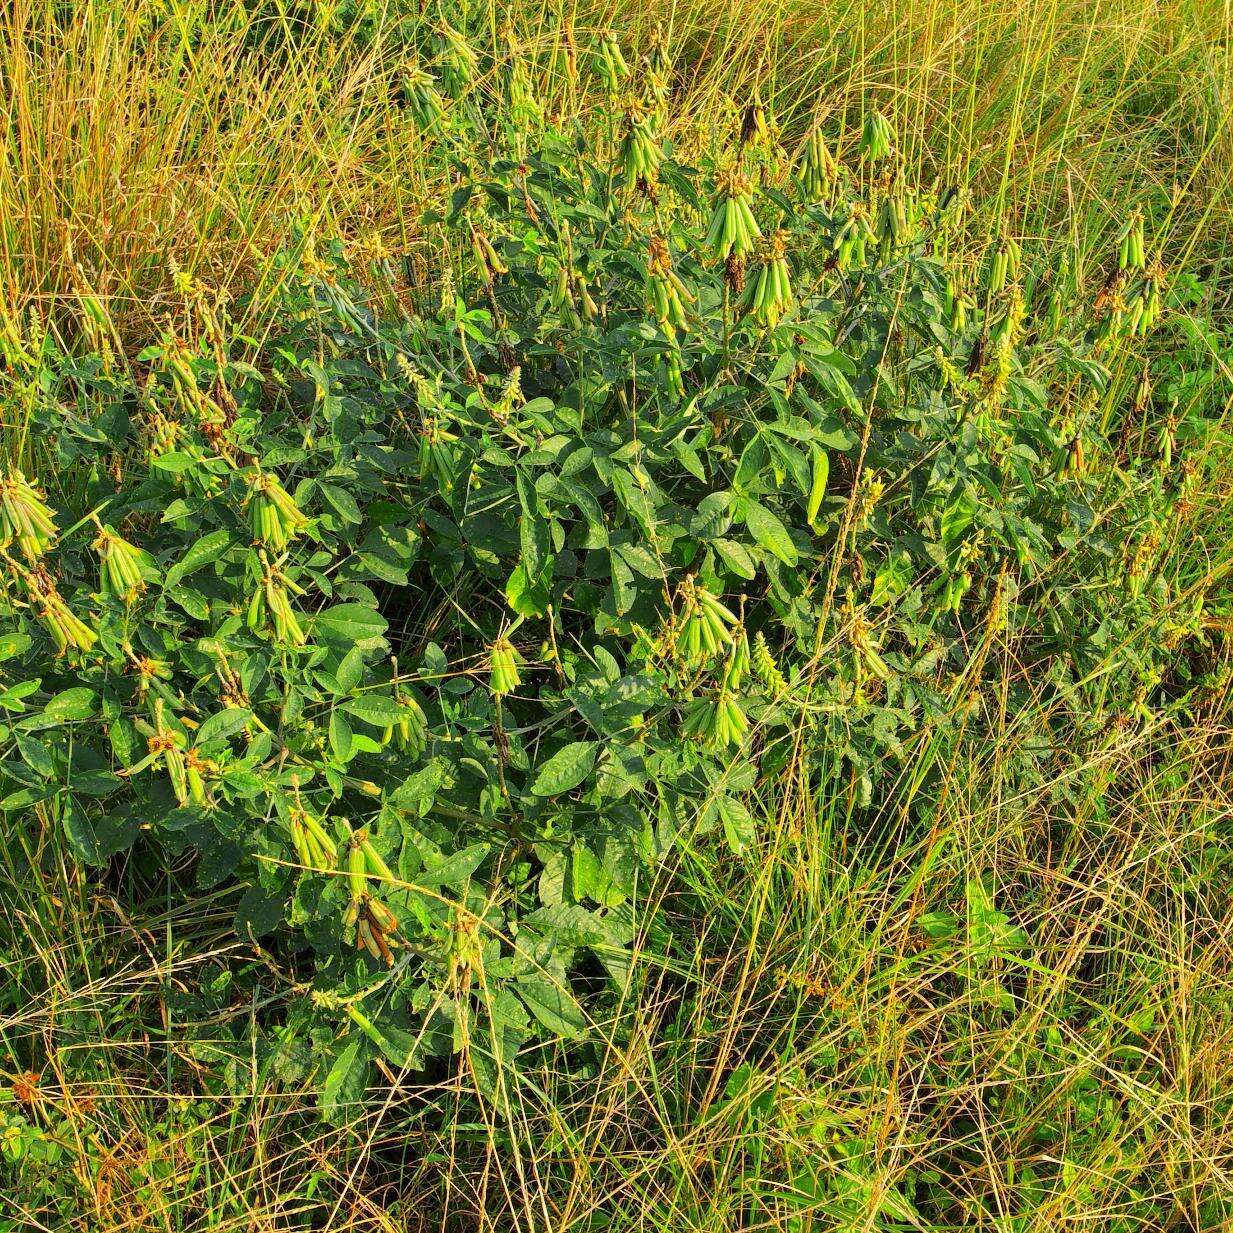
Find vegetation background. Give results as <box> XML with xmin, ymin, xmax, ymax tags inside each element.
<box><xmin>1</xmin><ymin>0</ymin><xmax>1231</xmax><ymax>1230</ymax></box>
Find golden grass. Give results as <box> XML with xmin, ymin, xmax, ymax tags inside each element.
<box><xmin>2</xmin><ymin>0</ymin><xmax>1230</xmax><ymax>350</ymax></box>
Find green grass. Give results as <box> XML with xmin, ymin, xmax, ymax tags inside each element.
<box><xmin>2</xmin><ymin>2</ymin><xmax>1232</xmax><ymax>1230</ymax></box>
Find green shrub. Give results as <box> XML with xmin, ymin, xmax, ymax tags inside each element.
<box><xmin>0</xmin><ymin>26</ymin><xmax>1217</xmax><ymax>1117</ymax></box>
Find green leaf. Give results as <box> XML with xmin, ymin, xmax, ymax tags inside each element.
<box><xmin>150</xmin><ymin>451</ymin><xmax>200</xmax><ymax>475</ymax></box>
<box><xmin>506</xmin><ymin>559</ymin><xmax>552</xmax><ymax>617</ymax></box>
<box><xmin>344</xmin><ymin>695</ymin><xmax>405</xmax><ymax>727</ymax></box>
<box><xmin>690</xmin><ymin>491</ymin><xmax>732</xmax><ymax>540</ymax></box>
<box><xmin>609</xmin><ymin>550</ymin><xmax>635</xmax><ymax>615</ymax></box>
<box><xmin>234</xmin><ymin>885</ymin><xmax>284</xmax><ymax>940</ymax></box>
<box><xmin>871</xmin><ymin>549</ymin><xmax>913</xmax><ymax>605</ymax></box>
<box><xmin>0</xmin><ymin>633</ymin><xmax>31</xmax><ymax>663</ymax></box>
<box><xmin>612</xmin><ymin>469</ymin><xmax>658</xmax><ymax>540</ymax></box>
<box><xmin>616</xmin><ymin>541</ymin><xmax>661</xmax><ymax>579</ymax></box>
<box><xmin>197</xmin><ymin>838</ymin><xmax>242</xmax><ymax>888</ymax></box>
<box><xmin>391</xmin><ymin>759</ymin><xmax>448</xmax><ymax>816</ymax></box>
<box><xmin>356</xmin><ymin>552</ymin><xmax>408</xmax><ymax>586</ymax></box>
<box><xmin>420</xmin><ymin>842</ymin><xmax>490</xmax><ymax>887</ymax></box>
<box><xmin>319</xmin><ymin>482</ymin><xmax>361</xmax><ymax>524</ymax></box>
<box><xmin>165</xmin><ymin>529</ymin><xmax>231</xmax><ymax>588</ymax></box>
<box><xmin>530</xmin><ymin>741</ymin><xmax>597</xmax><ymax>796</ymax></box>
<box><xmin>741</xmin><ymin>500</ymin><xmax>798</xmax><ymax>565</ymax></box>
<box><xmin>712</xmin><ymin>538</ymin><xmax>757</xmax><ymax>580</ymax></box>
<box><xmin>41</xmin><ymin>687</ymin><xmax>96</xmax><ymax>723</ymax></box>
<box><xmin>167</xmin><ymin>585</ymin><xmax>209</xmax><ymax>620</ymax></box>
<box><xmin>329</xmin><ymin>709</ymin><xmax>353</xmax><ymax>762</ymax></box>
<box><xmin>335</xmin><ymin>647</ymin><xmax>364</xmax><ymax>694</ymax></box>
<box><xmin>516</xmin><ymin>976</ymin><xmax>587</xmax><ymax>1039</ymax></box>
<box><xmin>321</xmin><ymin>1040</ymin><xmax>369</xmax><ymax>1124</ymax></box>
<box><xmin>368</xmin><ymin>1022</ymin><xmax>420</xmax><ymax>1069</ymax></box>
<box><xmin>194</xmin><ymin>708</ymin><xmax>251</xmax><ymax>750</ymax></box>
<box><xmin>16</xmin><ymin>733</ymin><xmax>54</xmax><ymax>778</ymax></box>
<box><xmin>517</xmin><ymin>470</ymin><xmax>548</xmax><ymax>577</ymax></box>
<box><xmin>312</xmin><ymin>603</ymin><xmax>388</xmax><ymax>649</ymax></box>
<box><xmin>63</xmin><ymin>798</ymin><xmax>104</xmax><ymax>866</ymax></box>
<box><xmin>941</xmin><ymin>487</ymin><xmax>978</xmax><ymax>546</ymax></box>
<box><xmin>0</xmin><ymin>680</ymin><xmax>39</xmax><ymax>712</ymax></box>
<box><xmin>717</xmin><ymin>795</ymin><xmax>757</xmax><ymax>855</ymax></box>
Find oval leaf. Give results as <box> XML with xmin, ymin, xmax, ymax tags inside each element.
<box><xmin>530</xmin><ymin>741</ymin><xmax>597</xmax><ymax>796</ymax></box>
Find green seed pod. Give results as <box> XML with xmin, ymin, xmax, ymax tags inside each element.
<box><xmin>661</xmin><ymin>341</ymin><xmax>686</xmax><ymax>399</ymax></box>
<box><xmin>435</xmin><ymin>21</ymin><xmax>478</xmax><ymax>99</ymax></box>
<box><xmin>360</xmin><ymin>836</ymin><xmax>396</xmax><ymax>884</ymax></box>
<box><xmin>262</xmin><ymin>574</ymin><xmax>306</xmax><ymax>647</ymax></box>
<box><xmin>800</xmin><ymin>128</ymin><xmax>837</xmax><ymax>200</ymax></box>
<box><xmin>989</xmin><ymin>249</ymin><xmax>1007</xmax><ymax>296</ymax></box>
<box><xmin>290</xmin><ymin>814</ymin><xmax>312</xmax><ymax>868</ymax></box>
<box><xmin>347</xmin><ymin>832</ymin><xmax>367</xmax><ymax>900</ymax></box>
<box><xmin>187</xmin><ymin>763</ymin><xmax>207</xmax><ymax>806</ymax></box>
<box><xmin>470</xmin><ymin>227</ymin><xmax>508</xmax><ymax>280</ymax></box>
<box><xmin>489</xmin><ymin>638</ymin><xmax>522</xmax><ymax>696</ymax></box>
<box><xmin>593</xmin><ymin>30</ymin><xmax>629</xmax><ymax>93</ymax></box>
<box><xmin>94</xmin><ymin>525</ymin><xmax>146</xmax><ymax>601</ymax></box>
<box><xmin>743</xmin><ymin>231</ymin><xmax>793</xmax><ymax>326</ymax></box>
<box><xmin>940</xmin><ymin>571</ymin><xmax>972</xmax><ymax>613</ymax></box>
<box><xmin>676</xmin><ymin>581</ymin><xmax>736</xmax><ymax>664</ymax></box>
<box><xmin>1116</xmin><ymin>209</ymin><xmax>1146</xmax><ymax>271</ymax></box>
<box><xmin>302</xmin><ymin>813</ymin><xmax>338</xmax><ymax>867</ymax></box>
<box><xmin>401</xmin><ymin>61</ymin><xmax>444</xmax><ymax>132</ymax></box>
<box><xmin>683</xmin><ymin>691</ymin><xmax>746</xmax><ymax>749</ymax></box>
<box><xmin>0</xmin><ymin>471</ymin><xmax>57</xmax><ymax>561</ymax></box>
<box><xmin>706</xmin><ymin>171</ymin><xmax>760</xmax><ymax>263</ymax></box>
<box><xmin>724</xmin><ymin>626</ymin><xmax>751</xmax><ymax>691</ymax></box>
<box><xmin>646</xmin><ymin>236</ymin><xmax>693</xmax><ymax>336</ymax></box>
<box><xmin>859</xmin><ymin>109</ymin><xmax>894</xmax><ymax>162</ymax></box>
<box><xmin>500</xmin><ymin>28</ymin><xmax>541</xmax><ymax>126</ymax></box>
<box><xmin>366</xmin><ymin>895</ymin><xmax>399</xmax><ymax>933</ymax></box>
<box><xmin>355</xmin><ymin>917</ymin><xmax>384</xmax><ymax>962</ymax></box>
<box><xmin>248</xmin><ymin>471</ymin><xmax>307</xmax><ymax>551</ymax></box>
<box><xmin>619</xmin><ymin>101</ymin><xmax>662</xmax><ymax>191</ymax></box>
<box><xmin>20</xmin><ymin>571</ymin><xmax>96</xmax><ymax>656</ymax></box>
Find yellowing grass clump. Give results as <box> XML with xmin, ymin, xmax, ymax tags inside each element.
<box><xmin>1</xmin><ymin>0</ymin><xmax>1231</xmax><ymax>352</ymax></box>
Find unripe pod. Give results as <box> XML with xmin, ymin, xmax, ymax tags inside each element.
<box><xmin>20</xmin><ymin>570</ymin><xmax>96</xmax><ymax>655</ymax></box>
<box><xmin>347</xmin><ymin>832</ymin><xmax>367</xmax><ymax>900</ymax></box>
<box><xmin>619</xmin><ymin>101</ymin><xmax>662</xmax><ymax>191</ymax></box>
<box><xmin>435</xmin><ymin>21</ymin><xmax>477</xmax><ymax>99</ymax></box>
<box><xmin>675</xmin><ymin>580</ymin><xmax>737</xmax><ymax>664</ymax></box>
<box><xmin>743</xmin><ymin>232</ymin><xmax>793</xmax><ymax>326</ymax></box>
<box><xmin>94</xmin><ymin>525</ymin><xmax>146</xmax><ymax>601</ymax></box>
<box><xmin>247</xmin><ymin>471</ymin><xmax>307</xmax><ymax>551</ymax></box>
<box><xmin>706</xmin><ymin>172</ymin><xmax>761</xmax><ymax>263</ymax></box>
<box><xmin>360</xmin><ymin>836</ymin><xmax>396</xmax><ymax>884</ymax></box>
<box><xmin>800</xmin><ymin>128</ymin><xmax>837</xmax><ymax>200</ymax></box>
<box><xmin>470</xmin><ymin>227</ymin><xmax>508</xmax><ymax>280</ymax></box>
<box><xmin>489</xmin><ymin>638</ymin><xmax>522</xmax><ymax>696</ymax></box>
<box><xmin>859</xmin><ymin>109</ymin><xmax>894</xmax><ymax>162</ymax></box>
<box><xmin>593</xmin><ymin>30</ymin><xmax>629</xmax><ymax>92</ymax></box>
<box><xmin>165</xmin><ymin>746</ymin><xmax>188</xmax><ymax>805</ymax></box>
<box><xmin>724</xmin><ymin>626</ymin><xmax>751</xmax><ymax>691</ymax></box>
<box><xmin>401</xmin><ymin>61</ymin><xmax>444</xmax><ymax>132</ymax></box>
<box><xmin>0</xmin><ymin>471</ymin><xmax>57</xmax><ymax>561</ymax></box>
<box><xmin>682</xmin><ymin>691</ymin><xmax>747</xmax><ymax>749</ymax></box>
<box><xmin>366</xmin><ymin>895</ymin><xmax>399</xmax><ymax>933</ymax></box>
<box><xmin>187</xmin><ymin>764</ymin><xmax>206</xmax><ymax>806</ymax></box>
